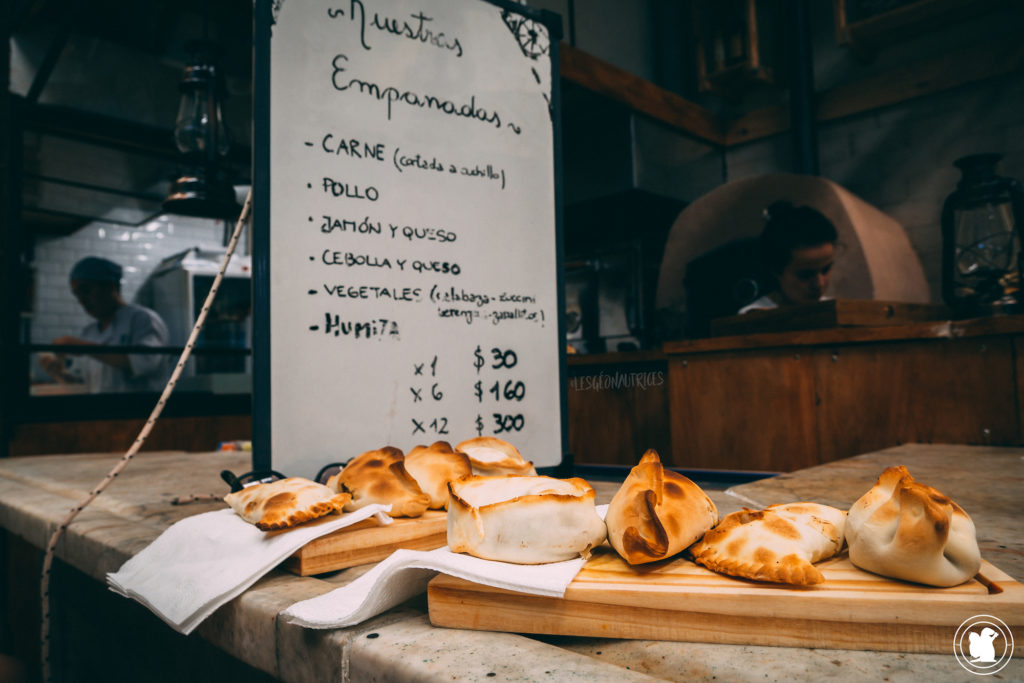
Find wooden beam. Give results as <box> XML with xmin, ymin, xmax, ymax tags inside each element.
<box><xmin>559</xmin><ymin>43</ymin><xmax>726</xmax><ymax>146</ymax></box>
<box><xmin>726</xmin><ymin>39</ymin><xmax>1024</xmax><ymax>145</ymax></box>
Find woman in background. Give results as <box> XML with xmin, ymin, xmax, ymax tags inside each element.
<box><xmin>740</xmin><ymin>201</ymin><xmax>839</xmax><ymax>313</ymax></box>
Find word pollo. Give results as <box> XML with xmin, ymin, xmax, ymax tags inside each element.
<box><xmin>332</xmin><ymin>55</ymin><xmax>521</xmax><ymax>134</ymax></box>
<box><xmin>329</xmin><ymin>1</ymin><xmax>463</xmax><ymax>58</ymax></box>
<box><xmin>321</xmin><ymin>177</ymin><xmax>379</xmax><ymax>201</ymax></box>
<box><xmin>310</xmin><ymin>314</ymin><xmax>400</xmax><ymax>340</ymax></box>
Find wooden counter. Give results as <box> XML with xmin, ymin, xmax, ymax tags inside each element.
<box><xmin>1</xmin><ymin>444</ymin><xmax>1021</xmax><ymax>681</ymax></box>
<box><xmin>569</xmin><ymin>315</ymin><xmax>1024</xmax><ymax>472</ymax></box>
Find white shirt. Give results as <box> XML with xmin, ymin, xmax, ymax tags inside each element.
<box><xmin>738</xmin><ymin>294</ymin><xmax>832</xmax><ymax>315</ymax></box>
<box><xmin>70</xmin><ymin>303</ymin><xmax>170</xmax><ymax>393</ymax></box>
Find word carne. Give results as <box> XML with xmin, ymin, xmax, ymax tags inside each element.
<box><xmin>317</xmin><ymin>134</ymin><xmax>385</xmax><ymax>160</ymax></box>
<box><xmin>329</xmin><ymin>1</ymin><xmax>463</xmax><ymax>58</ymax></box>
<box><xmin>321</xmin><ymin>177</ymin><xmax>379</xmax><ymax>201</ymax></box>
<box><xmin>332</xmin><ymin>55</ymin><xmax>521</xmax><ymax>134</ymax></box>
<box><xmin>320</xmin><ymin>284</ymin><xmax>421</xmax><ymax>302</ymax></box>
<box><xmin>310</xmin><ymin>314</ymin><xmax>400</xmax><ymax>340</ymax></box>
<box><xmin>569</xmin><ymin>371</ymin><xmax>666</xmax><ymax>392</ymax></box>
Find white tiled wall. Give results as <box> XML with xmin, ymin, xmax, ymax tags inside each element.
<box><xmin>31</xmin><ymin>213</ymin><xmax>248</xmax><ymax>345</ymax></box>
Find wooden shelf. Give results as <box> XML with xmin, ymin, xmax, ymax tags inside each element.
<box><xmin>559</xmin><ymin>43</ymin><xmax>725</xmax><ymax>146</ymax></box>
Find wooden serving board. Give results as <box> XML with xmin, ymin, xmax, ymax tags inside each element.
<box><xmin>428</xmin><ymin>547</ymin><xmax>1024</xmax><ymax>654</ymax></box>
<box><xmin>284</xmin><ymin>510</ymin><xmax>447</xmax><ymax>575</ymax></box>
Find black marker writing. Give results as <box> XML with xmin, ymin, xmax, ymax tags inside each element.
<box><xmin>320</xmin><ymin>134</ymin><xmax>385</xmax><ymax>160</ymax></box>
<box><xmin>311</xmin><ymin>314</ymin><xmax>401</xmax><ymax>340</ymax></box>
<box><xmin>321</xmin><ymin>215</ymin><xmax>382</xmax><ymax>234</ymax></box>
<box><xmin>332</xmin><ymin>54</ymin><xmax>521</xmax><ymax>134</ymax></box>
<box><xmin>321</xmin><ymin>283</ymin><xmax>422</xmax><ymax>302</ymax></box>
<box><xmin>335</xmin><ymin>0</ymin><xmax>463</xmax><ymax>57</ymax></box>
<box><xmin>321</xmin><ymin>176</ymin><xmax>379</xmax><ymax>200</ymax></box>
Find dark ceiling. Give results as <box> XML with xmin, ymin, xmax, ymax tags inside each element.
<box><xmin>11</xmin><ymin>0</ymin><xmax>254</xmax><ymax>235</ymax></box>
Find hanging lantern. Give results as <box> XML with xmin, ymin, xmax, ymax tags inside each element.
<box><xmin>163</xmin><ymin>41</ymin><xmax>242</xmax><ymax>220</ymax></box>
<box><xmin>941</xmin><ymin>154</ymin><xmax>1024</xmax><ymax>316</ymax></box>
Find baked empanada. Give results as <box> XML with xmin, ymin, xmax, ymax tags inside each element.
<box><xmin>691</xmin><ymin>502</ymin><xmax>846</xmax><ymax>586</ymax></box>
<box><xmin>455</xmin><ymin>437</ymin><xmax>536</xmax><ymax>476</ymax></box>
<box><xmin>224</xmin><ymin>477</ymin><xmax>351</xmax><ymax>531</ymax></box>
<box><xmin>404</xmin><ymin>441</ymin><xmax>472</xmax><ymax>509</ymax></box>
<box><xmin>447</xmin><ymin>475</ymin><xmax>607</xmax><ymax>564</ymax></box>
<box><xmin>327</xmin><ymin>447</ymin><xmax>430</xmax><ymax>518</ymax></box>
<box><xmin>605</xmin><ymin>450</ymin><xmax>718</xmax><ymax>564</ymax></box>
<box><xmin>845</xmin><ymin>465</ymin><xmax>981</xmax><ymax>587</ymax></box>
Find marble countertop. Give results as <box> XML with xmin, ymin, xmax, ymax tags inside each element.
<box><xmin>0</xmin><ymin>443</ymin><xmax>1021</xmax><ymax>682</ymax></box>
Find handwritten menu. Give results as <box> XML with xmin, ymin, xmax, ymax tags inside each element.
<box><xmin>260</xmin><ymin>0</ymin><xmax>562</xmax><ymax>478</ymax></box>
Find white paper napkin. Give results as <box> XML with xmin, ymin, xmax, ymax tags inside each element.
<box><xmin>107</xmin><ymin>504</ymin><xmax>391</xmax><ymax>635</ymax></box>
<box><xmin>281</xmin><ymin>503</ymin><xmax>609</xmax><ymax>629</ymax></box>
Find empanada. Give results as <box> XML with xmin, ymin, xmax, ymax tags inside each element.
<box><xmin>404</xmin><ymin>441</ymin><xmax>472</xmax><ymax>509</ymax></box>
<box><xmin>605</xmin><ymin>450</ymin><xmax>718</xmax><ymax>564</ymax></box>
<box><xmin>447</xmin><ymin>475</ymin><xmax>607</xmax><ymax>564</ymax></box>
<box><xmin>691</xmin><ymin>502</ymin><xmax>846</xmax><ymax>585</ymax></box>
<box><xmin>845</xmin><ymin>466</ymin><xmax>981</xmax><ymax>587</ymax></box>
<box><xmin>327</xmin><ymin>447</ymin><xmax>430</xmax><ymax>517</ymax></box>
<box><xmin>224</xmin><ymin>477</ymin><xmax>351</xmax><ymax>531</ymax></box>
<box><xmin>455</xmin><ymin>437</ymin><xmax>536</xmax><ymax>476</ymax></box>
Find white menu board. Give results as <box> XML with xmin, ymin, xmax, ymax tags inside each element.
<box><xmin>254</xmin><ymin>0</ymin><xmax>564</xmax><ymax>478</ymax></box>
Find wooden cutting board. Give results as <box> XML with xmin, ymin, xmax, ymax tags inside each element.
<box><xmin>284</xmin><ymin>510</ymin><xmax>446</xmax><ymax>575</ymax></box>
<box><xmin>428</xmin><ymin>547</ymin><xmax>1024</xmax><ymax>654</ymax></box>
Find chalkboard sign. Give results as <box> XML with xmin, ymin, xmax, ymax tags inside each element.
<box><xmin>253</xmin><ymin>0</ymin><xmax>565</xmax><ymax>478</ymax></box>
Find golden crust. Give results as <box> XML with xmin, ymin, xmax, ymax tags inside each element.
<box><xmin>328</xmin><ymin>447</ymin><xmax>430</xmax><ymax>518</ymax></box>
<box><xmin>845</xmin><ymin>466</ymin><xmax>980</xmax><ymax>587</ymax></box>
<box><xmin>404</xmin><ymin>441</ymin><xmax>473</xmax><ymax>509</ymax></box>
<box><xmin>690</xmin><ymin>502</ymin><xmax>846</xmax><ymax>586</ymax></box>
<box><xmin>224</xmin><ymin>477</ymin><xmax>351</xmax><ymax>531</ymax></box>
<box><xmin>605</xmin><ymin>450</ymin><xmax>718</xmax><ymax>565</ymax></box>
<box><xmin>455</xmin><ymin>437</ymin><xmax>536</xmax><ymax>476</ymax></box>
<box><xmin>446</xmin><ymin>475</ymin><xmax>607</xmax><ymax>564</ymax></box>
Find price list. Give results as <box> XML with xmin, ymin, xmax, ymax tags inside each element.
<box><xmin>259</xmin><ymin>0</ymin><xmax>563</xmax><ymax>478</ymax></box>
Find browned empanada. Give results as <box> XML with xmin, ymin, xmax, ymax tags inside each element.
<box><xmin>327</xmin><ymin>447</ymin><xmax>430</xmax><ymax>517</ymax></box>
<box><xmin>224</xmin><ymin>477</ymin><xmax>351</xmax><ymax>531</ymax></box>
<box><xmin>455</xmin><ymin>436</ymin><xmax>536</xmax><ymax>476</ymax></box>
<box><xmin>447</xmin><ymin>475</ymin><xmax>607</xmax><ymax>563</ymax></box>
<box><xmin>605</xmin><ymin>450</ymin><xmax>718</xmax><ymax>564</ymax></box>
<box><xmin>845</xmin><ymin>466</ymin><xmax>980</xmax><ymax>587</ymax></box>
<box><xmin>690</xmin><ymin>502</ymin><xmax>846</xmax><ymax>586</ymax></box>
<box><xmin>404</xmin><ymin>441</ymin><xmax>472</xmax><ymax>509</ymax></box>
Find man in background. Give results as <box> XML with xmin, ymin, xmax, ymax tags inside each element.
<box><xmin>39</xmin><ymin>256</ymin><xmax>170</xmax><ymax>393</ymax></box>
